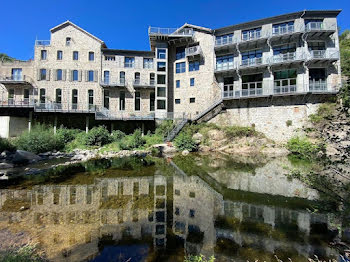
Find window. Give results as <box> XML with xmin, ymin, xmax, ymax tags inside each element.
<box><xmin>150</xmin><ymin>92</ymin><xmax>155</xmax><ymax>111</ymax></box>
<box><xmin>56</xmin><ymin>89</ymin><xmax>62</xmax><ymax>104</ymax></box>
<box><xmin>57</xmin><ymin>50</ymin><xmax>63</xmax><ymax>60</ymax></box>
<box><xmin>273</xmin><ymin>44</ymin><xmax>296</xmax><ymax>55</ymax></box>
<box><xmin>308</xmin><ymin>41</ymin><xmax>326</xmax><ymax>51</ymax></box>
<box><xmin>72</xmin><ymin>70</ymin><xmax>79</xmax><ymax>81</ymax></box>
<box><xmin>24</xmin><ymin>89</ymin><xmax>29</xmax><ymax>100</ymax></box>
<box><xmin>157</xmin><ymin>74</ymin><xmax>166</xmax><ymax>85</ymax></box>
<box><xmin>242</xmin><ymin>27</ymin><xmax>261</xmax><ymax>41</ymax></box>
<box><xmin>39</xmin><ymin>88</ymin><xmax>46</xmax><ymax>104</ymax></box>
<box><xmin>189</xmin><ymin>209</ymin><xmax>195</xmax><ymax>218</ymax></box>
<box><xmin>66</xmin><ymin>37</ymin><xmax>71</xmax><ymax>46</ymax></box>
<box><xmin>56</xmin><ymin>69</ymin><xmax>63</xmax><ymax>81</ymax></box>
<box><xmin>175</xmin><ymin>207</ymin><xmax>180</xmax><ymax>215</ymax></box>
<box><xmin>305</xmin><ymin>19</ymin><xmax>323</xmax><ymax>30</ymax></box>
<box><xmin>40</xmin><ymin>69</ymin><xmax>47</xmax><ymax>80</ymax></box>
<box><xmin>88</xmin><ymin>90</ymin><xmax>94</xmax><ymax>109</ymax></box>
<box><xmin>150</xmin><ymin>73</ymin><xmax>155</xmax><ymax>85</ymax></box>
<box><xmin>157</xmin><ymin>49</ymin><xmax>166</xmax><ymax>59</ymax></box>
<box><xmin>157</xmin><ymin>87</ymin><xmax>166</xmax><ymax>97</ymax></box>
<box><xmin>88</xmin><ymin>52</ymin><xmax>94</xmax><ymax>61</ymax></box>
<box><xmin>134</xmin><ymin>72</ymin><xmax>140</xmax><ymax>84</ymax></box>
<box><xmin>157</xmin><ymin>100</ymin><xmax>166</xmax><ymax>109</ymax></box>
<box><xmin>41</xmin><ymin>50</ymin><xmax>47</xmax><ymax>60</ymax></box>
<box><xmin>120</xmin><ymin>91</ymin><xmax>125</xmax><ymax>110</ymax></box>
<box><xmin>8</xmin><ymin>89</ymin><xmax>14</xmax><ymax>103</ymax></box>
<box><xmin>12</xmin><ymin>68</ymin><xmax>22</xmax><ymax>81</ymax></box>
<box><xmin>274</xmin><ymin>69</ymin><xmax>297</xmax><ymax>93</ymax></box>
<box><xmin>241</xmin><ymin>50</ymin><xmax>262</xmax><ymax>66</ymax></box>
<box><xmin>190</xmin><ymin>78</ymin><xmax>195</xmax><ymax>86</ymax></box>
<box><xmin>120</xmin><ymin>71</ymin><xmax>125</xmax><ymax>84</ymax></box>
<box><xmin>176</xmin><ymin>80</ymin><xmax>180</xmax><ymax>88</ymax></box>
<box><xmin>176</xmin><ymin>62</ymin><xmax>186</xmax><ymax>73</ymax></box>
<box><xmin>72</xmin><ymin>89</ymin><xmax>78</xmax><ymax>108</ymax></box>
<box><xmin>189</xmin><ymin>61</ymin><xmax>199</xmax><ymax>71</ymax></box>
<box><xmin>73</xmin><ymin>51</ymin><xmax>79</xmax><ymax>60</ymax></box>
<box><xmin>189</xmin><ymin>192</ymin><xmax>195</xmax><ymax>198</ymax></box>
<box><xmin>242</xmin><ymin>73</ymin><xmax>263</xmax><ymax>96</ymax></box>
<box><xmin>157</xmin><ymin>62</ymin><xmax>166</xmax><ymax>72</ymax></box>
<box><xmin>105</xmin><ymin>56</ymin><xmax>115</xmax><ymax>61</ymax></box>
<box><xmin>216</xmin><ymin>55</ymin><xmax>234</xmax><ymax>71</ymax></box>
<box><xmin>143</xmin><ymin>58</ymin><xmax>153</xmax><ymax>69</ymax></box>
<box><xmin>189</xmin><ymin>97</ymin><xmax>195</xmax><ymax>103</ymax></box>
<box><xmin>104</xmin><ymin>90</ymin><xmax>110</xmax><ymax>109</ymax></box>
<box><xmin>216</xmin><ymin>34</ymin><xmax>234</xmax><ymax>45</ymax></box>
<box><xmin>135</xmin><ymin>91</ymin><xmax>141</xmax><ymax>111</ymax></box>
<box><xmin>175</xmin><ymin>99</ymin><xmax>181</xmax><ymax>104</ymax></box>
<box><xmin>273</xmin><ymin>21</ymin><xmax>294</xmax><ymax>35</ymax></box>
<box><xmin>88</xmin><ymin>70</ymin><xmax>94</xmax><ymax>82</ymax></box>
<box><xmin>176</xmin><ymin>47</ymin><xmax>185</xmax><ymax>60</ymax></box>
<box><xmin>103</xmin><ymin>71</ymin><xmax>110</xmax><ymax>84</ymax></box>
<box><xmin>175</xmin><ymin>189</ymin><xmax>180</xmax><ymax>195</ymax></box>
<box><xmin>124</xmin><ymin>57</ymin><xmax>135</xmax><ymax>68</ymax></box>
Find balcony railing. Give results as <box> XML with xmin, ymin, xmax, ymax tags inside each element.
<box><xmin>34</xmin><ymin>102</ymin><xmax>99</xmax><ymax>112</ymax></box>
<box><xmin>274</xmin><ymin>78</ymin><xmax>297</xmax><ymax>94</ymax></box>
<box><xmin>310</xmin><ymin>50</ymin><xmax>326</xmax><ymax>59</ymax></box>
<box><xmin>148</xmin><ymin>27</ymin><xmax>194</xmax><ymax>36</ymax></box>
<box><xmin>96</xmin><ymin>109</ymin><xmax>155</xmax><ymax>120</ymax></box>
<box><xmin>309</xmin><ymin>81</ymin><xmax>327</xmax><ymax>92</ymax></box>
<box><xmin>100</xmin><ymin>78</ymin><xmax>126</xmax><ymax>87</ymax></box>
<box><xmin>215</xmin><ymin>35</ymin><xmax>235</xmax><ymax>47</ymax></box>
<box><xmin>309</xmin><ymin>50</ymin><xmax>339</xmax><ymax>60</ymax></box>
<box><xmin>271</xmin><ymin>52</ymin><xmax>298</xmax><ymax>64</ymax></box>
<box><xmin>242</xmin><ymin>31</ymin><xmax>261</xmax><ymax>42</ymax></box>
<box><xmin>215</xmin><ymin>62</ymin><xmax>235</xmax><ymax>72</ymax></box>
<box><xmin>0</xmin><ymin>75</ymin><xmax>29</xmax><ymax>82</ymax></box>
<box><xmin>185</xmin><ymin>46</ymin><xmax>202</xmax><ymax>57</ymax></box>
<box><xmin>35</xmin><ymin>40</ymin><xmax>51</xmax><ymax>46</ymax></box>
<box><xmin>241</xmin><ymin>57</ymin><xmax>263</xmax><ymax>67</ymax></box>
<box><xmin>272</xmin><ymin>25</ymin><xmax>295</xmax><ymax>36</ymax></box>
<box><xmin>0</xmin><ymin>99</ymin><xmax>35</xmax><ymax>107</ymax></box>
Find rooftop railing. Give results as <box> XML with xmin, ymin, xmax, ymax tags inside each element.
<box><xmin>35</xmin><ymin>40</ymin><xmax>51</xmax><ymax>46</ymax></box>
<box><xmin>148</xmin><ymin>27</ymin><xmax>194</xmax><ymax>36</ymax></box>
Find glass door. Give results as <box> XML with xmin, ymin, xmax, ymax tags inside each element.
<box><xmin>11</xmin><ymin>68</ymin><xmax>22</xmax><ymax>81</ymax></box>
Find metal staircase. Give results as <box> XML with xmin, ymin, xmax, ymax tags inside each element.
<box><xmin>165</xmin><ymin>117</ymin><xmax>189</xmax><ymax>142</ymax></box>
<box><xmin>192</xmin><ymin>98</ymin><xmax>223</xmax><ymax>122</ymax></box>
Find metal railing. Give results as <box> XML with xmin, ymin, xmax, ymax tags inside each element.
<box><xmin>309</xmin><ymin>50</ymin><xmax>339</xmax><ymax>60</ymax></box>
<box><xmin>271</xmin><ymin>52</ymin><xmax>298</xmax><ymax>64</ymax></box>
<box><xmin>35</xmin><ymin>40</ymin><xmax>51</xmax><ymax>46</ymax></box>
<box><xmin>215</xmin><ymin>35</ymin><xmax>235</xmax><ymax>47</ymax></box>
<box><xmin>241</xmin><ymin>57</ymin><xmax>263</xmax><ymax>67</ymax></box>
<box><xmin>215</xmin><ymin>62</ymin><xmax>235</xmax><ymax>72</ymax></box>
<box><xmin>272</xmin><ymin>25</ymin><xmax>295</xmax><ymax>36</ymax></box>
<box><xmin>0</xmin><ymin>99</ymin><xmax>35</xmax><ymax>107</ymax></box>
<box><xmin>185</xmin><ymin>46</ymin><xmax>202</xmax><ymax>57</ymax></box>
<box><xmin>0</xmin><ymin>75</ymin><xmax>29</xmax><ymax>82</ymax></box>
<box><xmin>242</xmin><ymin>31</ymin><xmax>262</xmax><ymax>42</ymax></box>
<box><xmin>34</xmin><ymin>102</ymin><xmax>99</xmax><ymax>112</ymax></box>
<box><xmin>148</xmin><ymin>27</ymin><xmax>194</xmax><ymax>36</ymax></box>
<box><xmin>96</xmin><ymin>109</ymin><xmax>155</xmax><ymax>120</ymax></box>
<box><xmin>100</xmin><ymin>78</ymin><xmax>126</xmax><ymax>87</ymax></box>
<box><xmin>309</xmin><ymin>81</ymin><xmax>327</xmax><ymax>92</ymax></box>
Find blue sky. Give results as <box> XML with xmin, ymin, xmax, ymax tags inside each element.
<box><xmin>1</xmin><ymin>0</ymin><xmax>349</xmax><ymax>60</ymax></box>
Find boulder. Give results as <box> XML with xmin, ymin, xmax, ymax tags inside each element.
<box><xmin>153</xmin><ymin>143</ymin><xmax>177</xmax><ymax>155</ymax></box>
<box><xmin>12</xmin><ymin>150</ymin><xmax>41</xmax><ymax>165</ymax></box>
<box><xmin>182</xmin><ymin>150</ymin><xmax>190</xmax><ymax>156</ymax></box>
<box><xmin>192</xmin><ymin>133</ymin><xmax>203</xmax><ymax>144</ymax></box>
<box><xmin>0</xmin><ymin>162</ymin><xmax>14</xmax><ymax>169</ymax></box>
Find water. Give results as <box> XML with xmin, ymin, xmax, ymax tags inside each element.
<box><xmin>0</xmin><ymin>154</ymin><xmax>346</xmax><ymax>262</ymax></box>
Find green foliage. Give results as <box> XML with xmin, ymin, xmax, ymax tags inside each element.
<box><xmin>155</xmin><ymin>120</ymin><xmax>174</xmax><ymax>138</ymax></box>
<box><xmin>0</xmin><ymin>53</ymin><xmax>14</xmax><ymax>62</ymax></box>
<box><xmin>184</xmin><ymin>255</ymin><xmax>215</xmax><ymax>262</ymax></box>
<box><xmin>119</xmin><ymin>129</ymin><xmax>146</xmax><ymax>150</ymax></box>
<box><xmin>84</xmin><ymin>126</ymin><xmax>111</xmax><ymax>147</ymax></box>
<box><xmin>223</xmin><ymin>125</ymin><xmax>260</xmax><ymax>138</ymax></box>
<box><xmin>309</xmin><ymin>103</ymin><xmax>336</xmax><ymax>124</ymax></box>
<box><xmin>64</xmin><ymin>132</ymin><xmax>88</xmax><ymax>152</ymax></box>
<box><xmin>340</xmin><ymin>30</ymin><xmax>350</xmax><ymax>78</ymax></box>
<box><xmin>286</xmin><ymin>136</ymin><xmax>324</xmax><ymax>161</ymax></box>
<box><xmin>111</xmin><ymin>130</ymin><xmax>126</xmax><ymax>142</ymax></box>
<box><xmin>0</xmin><ymin>245</ymin><xmax>45</xmax><ymax>262</ymax></box>
<box><xmin>144</xmin><ymin>134</ymin><xmax>163</xmax><ymax>147</ymax></box>
<box><xmin>0</xmin><ymin>137</ymin><xmax>16</xmax><ymax>152</ymax></box>
<box><xmin>14</xmin><ymin>124</ymin><xmax>61</xmax><ymax>154</ymax></box>
<box><xmin>55</xmin><ymin>128</ymin><xmax>82</xmax><ymax>148</ymax></box>
<box><xmin>174</xmin><ymin>130</ymin><xmax>198</xmax><ymax>152</ymax></box>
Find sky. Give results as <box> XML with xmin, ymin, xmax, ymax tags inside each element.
<box><xmin>1</xmin><ymin>0</ymin><xmax>349</xmax><ymax>60</ymax></box>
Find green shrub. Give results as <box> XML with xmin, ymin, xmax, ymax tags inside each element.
<box><xmin>144</xmin><ymin>134</ymin><xmax>163</xmax><ymax>147</ymax></box>
<box><xmin>0</xmin><ymin>137</ymin><xmax>16</xmax><ymax>152</ymax></box>
<box><xmin>84</xmin><ymin>126</ymin><xmax>111</xmax><ymax>147</ymax></box>
<box><xmin>309</xmin><ymin>103</ymin><xmax>336</xmax><ymax>124</ymax></box>
<box><xmin>14</xmin><ymin>124</ymin><xmax>60</xmax><ymax>154</ymax></box>
<box><xmin>286</xmin><ymin>136</ymin><xmax>323</xmax><ymax>161</ymax></box>
<box><xmin>174</xmin><ymin>131</ymin><xmax>198</xmax><ymax>152</ymax></box>
<box><xmin>119</xmin><ymin>129</ymin><xmax>145</xmax><ymax>150</ymax></box>
<box><xmin>223</xmin><ymin>125</ymin><xmax>259</xmax><ymax>138</ymax></box>
<box><xmin>0</xmin><ymin>245</ymin><xmax>44</xmax><ymax>262</ymax></box>
<box><xmin>184</xmin><ymin>255</ymin><xmax>215</xmax><ymax>262</ymax></box>
<box><xmin>155</xmin><ymin>120</ymin><xmax>174</xmax><ymax>138</ymax></box>
<box><xmin>111</xmin><ymin>130</ymin><xmax>126</xmax><ymax>142</ymax></box>
<box><xmin>65</xmin><ymin>132</ymin><xmax>88</xmax><ymax>152</ymax></box>
<box><xmin>55</xmin><ymin>128</ymin><xmax>82</xmax><ymax>148</ymax></box>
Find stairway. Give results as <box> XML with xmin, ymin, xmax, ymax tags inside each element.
<box><xmin>165</xmin><ymin>118</ymin><xmax>188</xmax><ymax>142</ymax></box>
<box><xmin>193</xmin><ymin>98</ymin><xmax>223</xmax><ymax>122</ymax></box>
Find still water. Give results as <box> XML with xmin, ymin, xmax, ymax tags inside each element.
<box><xmin>0</xmin><ymin>154</ymin><xmax>345</xmax><ymax>262</ymax></box>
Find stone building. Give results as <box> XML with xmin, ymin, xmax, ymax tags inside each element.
<box><xmin>0</xmin><ymin>10</ymin><xmax>342</xmax><ymax>140</ymax></box>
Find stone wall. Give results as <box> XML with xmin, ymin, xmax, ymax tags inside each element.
<box><xmin>210</xmin><ymin>95</ymin><xmax>334</xmax><ymax>142</ymax></box>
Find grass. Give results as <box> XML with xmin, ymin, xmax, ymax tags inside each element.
<box><xmin>0</xmin><ymin>245</ymin><xmax>45</xmax><ymax>262</ymax></box>
<box><xmin>309</xmin><ymin>102</ymin><xmax>336</xmax><ymax>125</ymax></box>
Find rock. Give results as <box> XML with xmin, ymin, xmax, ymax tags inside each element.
<box><xmin>153</xmin><ymin>143</ymin><xmax>177</xmax><ymax>155</ymax></box>
<box><xmin>326</xmin><ymin>145</ymin><xmax>342</xmax><ymax>161</ymax></box>
<box><xmin>192</xmin><ymin>133</ymin><xmax>203</xmax><ymax>144</ymax></box>
<box><xmin>0</xmin><ymin>150</ymin><xmax>11</xmax><ymax>157</ymax></box>
<box><xmin>261</xmin><ymin>147</ymin><xmax>290</xmax><ymax>157</ymax></box>
<box><xmin>182</xmin><ymin>150</ymin><xmax>190</xmax><ymax>156</ymax></box>
<box><xmin>12</xmin><ymin>150</ymin><xmax>41</xmax><ymax>165</ymax></box>
<box><xmin>207</xmin><ymin>129</ymin><xmax>226</xmax><ymax>141</ymax></box>
<box><xmin>0</xmin><ymin>175</ymin><xmax>9</xmax><ymax>180</ymax></box>
<box><xmin>0</xmin><ymin>162</ymin><xmax>14</xmax><ymax>169</ymax></box>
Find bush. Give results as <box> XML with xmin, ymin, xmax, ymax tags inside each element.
<box><xmin>65</xmin><ymin>132</ymin><xmax>88</xmax><ymax>152</ymax></box>
<box><xmin>119</xmin><ymin>129</ymin><xmax>145</xmax><ymax>150</ymax></box>
<box><xmin>0</xmin><ymin>245</ymin><xmax>45</xmax><ymax>262</ymax></box>
<box><xmin>0</xmin><ymin>137</ymin><xmax>16</xmax><ymax>153</ymax></box>
<box><xmin>84</xmin><ymin>126</ymin><xmax>111</xmax><ymax>147</ymax></box>
<box><xmin>111</xmin><ymin>130</ymin><xmax>126</xmax><ymax>142</ymax></box>
<box><xmin>223</xmin><ymin>125</ymin><xmax>259</xmax><ymax>138</ymax></box>
<box><xmin>309</xmin><ymin>103</ymin><xmax>336</xmax><ymax>124</ymax></box>
<box><xmin>184</xmin><ymin>255</ymin><xmax>215</xmax><ymax>262</ymax></box>
<box><xmin>174</xmin><ymin>131</ymin><xmax>198</xmax><ymax>152</ymax></box>
<box><xmin>14</xmin><ymin>124</ymin><xmax>60</xmax><ymax>154</ymax></box>
<box><xmin>155</xmin><ymin>120</ymin><xmax>174</xmax><ymax>138</ymax></box>
<box><xmin>286</xmin><ymin>136</ymin><xmax>323</xmax><ymax>161</ymax></box>
<box><xmin>144</xmin><ymin>134</ymin><xmax>163</xmax><ymax>147</ymax></box>
<box><xmin>55</xmin><ymin>128</ymin><xmax>82</xmax><ymax>148</ymax></box>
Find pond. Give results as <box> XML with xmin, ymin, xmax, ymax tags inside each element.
<box><xmin>0</xmin><ymin>153</ymin><xmax>347</xmax><ymax>262</ymax></box>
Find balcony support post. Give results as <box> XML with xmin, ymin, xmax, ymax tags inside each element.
<box><xmin>53</xmin><ymin>115</ymin><xmax>57</xmax><ymax>134</ymax></box>
<box><xmin>85</xmin><ymin>116</ymin><xmax>89</xmax><ymax>134</ymax></box>
<box><xmin>141</xmin><ymin>122</ymin><xmax>145</xmax><ymax>137</ymax></box>
<box><xmin>28</xmin><ymin>111</ymin><xmax>33</xmax><ymax>133</ymax></box>
<box><xmin>111</xmin><ymin>122</ymin><xmax>114</xmax><ymax>132</ymax></box>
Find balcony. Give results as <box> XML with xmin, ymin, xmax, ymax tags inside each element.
<box><xmin>100</xmin><ymin>78</ymin><xmax>126</xmax><ymax>87</ymax></box>
<box><xmin>96</xmin><ymin>109</ymin><xmax>155</xmax><ymax>120</ymax></box>
<box><xmin>274</xmin><ymin>78</ymin><xmax>297</xmax><ymax>94</ymax></box>
<box><xmin>34</xmin><ymin>102</ymin><xmax>98</xmax><ymax>113</ymax></box>
<box><xmin>0</xmin><ymin>99</ymin><xmax>35</xmax><ymax>108</ymax></box>
<box><xmin>215</xmin><ymin>35</ymin><xmax>235</xmax><ymax>48</ymax></box>
<box><xmin>309</xmin><ymin>50</ymin><xmax>339</xmax><ymax>62</ymax></box>
<box><xmin>240</xmin><ymin>57</ymin><xmax>265</xmax><ymax>68</ymax></box>
<box><xmin>0</xmin><ymin>75</ymin><xmax>31</xmax><ymax>84</ymax></box>
<box><xmin>272</xmin><ymin>25</ymin><xmax>295</xmax><ymax>36</ymax></box>
<box><xmin>133</xmin><ymin>79</ymin><xmax>155</xmax><ymax>88</ymax></box>
<box><xmin>242</xmin><ymin>31</ymin><xmax>262</xmax><ymax>42</ymax></box>
<box><xmin>148</xmin><ymin>27</ymin><xmax>193</xmax><ymax>37</ymax></box>
<box><xmin>35</xmin><ymin>40</ymin><xmax>51</xmax><ymax>46</ymax></box>
<box><xmin>185</xmin><ymin>46</ymin><xmax>202</xmax><ymax>58</ymax></box>
<box><xmin>309</xmin><ymin>81</ymin><xmax>327</xmax><ymax>92</ymax></box>
<box><xmin>215</xmin><ymin>63</ymin><xmax>235</xmax><ymax>72</ymax></box>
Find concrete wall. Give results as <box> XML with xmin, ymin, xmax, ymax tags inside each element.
<box><xmin>210</xmin><ymin>95</ymin><xmax>332</xmax><ymax>142</ymax></box>
<box><xmin>0</xmin><ymin>116</ymin><xmax>28</xmax><ymax>138</ymax></box>
<box><xmin>0</xmin><ymin>116</ymin><xmax>10</xmax><ymax>138</ymax></box>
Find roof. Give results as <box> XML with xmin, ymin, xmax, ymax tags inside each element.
<box><xmin>214</xmin><ymin>10</ymin><xmax>341</xmax><ymax>35</ymax></box>
<box><xmin>50</xmin><ymin>20</ymin><xmax>106</xmax><ymax>46</ymax></box>
<box><xmin>177</xmin><ymin>23</ymin><xmax>212</xmax><ymax>34</ymax></box>
<box><xmin>102</xmin><ymin>48</ymin><xmax>155</xmax><ymax>57</ymax></box>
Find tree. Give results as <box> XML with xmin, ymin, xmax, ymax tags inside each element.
<box><xmin>340</xmin><ymin>30</ymin><xmax>350</xmax><ymax>79</ymax></box>
<box><xmin>0</xmin><ymin>53</ymin><xmax>14</xmax><ymax>62</ymax></box>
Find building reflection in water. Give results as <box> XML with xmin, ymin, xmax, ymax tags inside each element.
<box><xmin>0</xmin><ymin>159</ymin><xmax>340</xmax><ymax>262</ymax></box>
